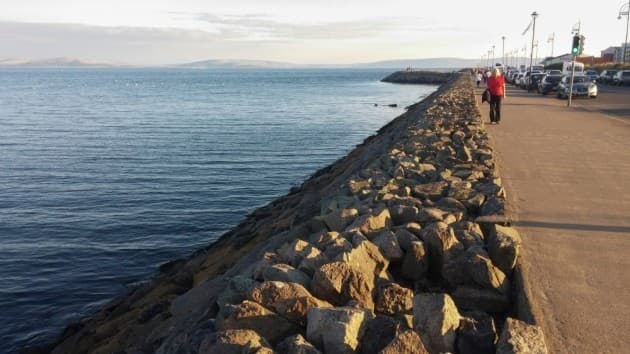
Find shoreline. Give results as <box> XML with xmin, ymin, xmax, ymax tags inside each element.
<box><xmin>34</xmin><ymin>71</ymin><xmax>545</xmax><ymax>353</ymax></box>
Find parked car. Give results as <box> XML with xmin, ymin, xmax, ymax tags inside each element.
<box><xmin>598</xmin><ymin>70</ymin><xmax>617</xmax><ymax>84</ymax></box>
<box><xmin>538</xmin><ymin>74</ymin><xmax>563</xmax><ymax>95</ymax></box>
<box><xmin>557</xmin><ymin>75</ymin><xmax>598</xmax><ymax>99</ymax></box>
<box><xmin>527</xmin><ymin>73</ymin><xmax>545</xmax><ymax>91</ymax></box>
<box><xmin>612</xmin><ymin>70</ymin><xmax>630</xmax><ymax>86</ymax></box>
<box><xmin>584</xmin><ymin>70</ymin><xmax>599</xmax><ymax>82</ymax></box>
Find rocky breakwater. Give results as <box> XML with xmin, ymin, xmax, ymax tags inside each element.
<box><xmin>42</xmin><ymin>73</ymin><xmax>547</xmax><ymax>354</ymax></box>
<box><xmin>381</xmin><ymin>70</ymin><xmax>457</xmax><ymax>85</ymax></box>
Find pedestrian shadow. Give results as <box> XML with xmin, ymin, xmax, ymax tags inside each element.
<box><xmin>514</xmin><ymin>220</ymin><xmax>630</xmax><ymax>234</ymax></box>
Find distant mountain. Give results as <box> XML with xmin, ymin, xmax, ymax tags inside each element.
<box><xmin>176</xmin><ymin>59</ymin><xmax>302</xmax><ymax>69</ymax></box>
<box><xmin>175</xmin><ymin>57</ymin><xmax>483</xmax><ymax>70</ymax></box>
<box><xmin>0</xmin><ymin>57</ymin><xmax>115</xmax><ymax>67</ymax></box>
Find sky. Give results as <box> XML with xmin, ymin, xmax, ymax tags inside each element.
<box><xmin>0</xmin><ymin>0</ymin><xmax>627</xmax><ymax>65</ymax></box>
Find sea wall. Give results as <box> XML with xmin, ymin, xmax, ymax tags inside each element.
<box><xmin>40</xmin><ymin>73</ymin><xmax>547</xmax><ymax>354</ymax></box>
<box><xmin>381</xmin><ymin>71</ymin><xmax>457</xmax><ymax>85</ymax></box>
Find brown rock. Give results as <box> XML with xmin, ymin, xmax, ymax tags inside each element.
<box><xmin>412</xmin><ymin>181</ymin><xmax>449</xmax><ymax>201</ymax></box>
<box><xmin>421</xmin><ymin>222</ymin><xmax>464</xmax><ymax>277</ymax></box>
<box><xmin>401</xmin><ymin>241</ymin><xmax>428</xmax><ymax>281</ymax></box>
<box><xmin>442</xmin><ymin>246</ymin><xmax>510</xmax><ymax>294</ymax></box>
<box><xmin>413</xmin><ymin>293</ymin><xmax>461</xmax><ymax>354</ymax></box>
<box><xmin>379</xmin><ymin>330</ymin><xmax>429</xmax><ymax>354</ymax></box>
<box><xmin>279</xmin><ymin>239</ymin><xmax>329</xmax><ymax>276</ymax></box>
<box><xmin>395</xmin><ymin>228</ymin><xmax>420</xmax><ymax>252</ymax></box>
<box><xmin>306</xmin><ymin>306</ymin><xmax>371</xmax><ymax>354</ymax></box>
<box><xmin>217</xmin><ymin>300</ymin><xmax>297</xmax><ymax>344</ymax></box>
<box><xmin>371</xmin><ymin>230</ymin><xmax>404</xmax><ymax>261</ymax></box>
<box><xmin>488</xmin><ymin>225</ymin><xmax>522</xmax><ymax>276</ymax></box>
<box><xmin>199</xmin><ymin>329</ymin><xmax>272</xmax><ymax>354</ymax></box>
<box><xmin>375</xmin><ymin>282</ymin><xmax>413</xmax><ymax>315</ymax></box>
<box><xmin>390</xmin><ymin>204</ymin><xmax>419</xmax><ymax>226</ymax></box>
<box><xmin>335</xmin><ymin>238</ymin><xmax>389</xmax><ymax>285</ymax></box>
<box><xmin>451</xmin><ymin>286</ymin><xmax>510</xmax><ymax>313</ymax></box>
<box><xmin>457</xmin><ymin>311</ymin><xmax>497</xmax><ymax>354</ymax></box>
<box><xmin>261</xmin><ymin>263</ymin><xmax>311</xmax><ymax>290</ymax></box>
<box><xmin>322</xmin><ymin>208</ymin><xmax>359</xmax><ymax>232</ymax></box>
<box><xmin>496</xmin><ymin>318</ymin><xmax>548</xmax><ymax>354</ymax></box>
<box><xmin>247</xmin><ymin>281</ymin><xmax>331</xmax><ymax>326</ymax></box>
<box><xmin>276</xmin><ymin>334</ymin><xmax>321</xmax><ymax>354</ymax></box>
<box><xmin>360</xmin><ymin>314</ymin><xmax>399</xmax><ymax>354</ymax></box>
<box><xmin>311</xmin><ymin>261</ymin><xmax>374</xmax><ymax>309</ymax></box>
<box><xmin>346</xmin><ymin>208</ymin><xmax>391</xmax><ymax>237</ymax></box>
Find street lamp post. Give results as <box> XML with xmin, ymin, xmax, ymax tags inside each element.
<box><xmin>619</xmin><ymin>1</ymin><xmax>630</xmax><ymax>65</ymax></box>
<box><xmin>502</xmin><ymin>36</ymin><xmax>506</xmax><ymax>69</ymax></box>
<box><xmin>492</xmin><ymin>45</ymin><xmax>496</xmax><ymax>67</ymax></box>
<box><xmin>529</xmin><ymin>11</ymin><xmax>539</xmax><ymax>73</ymax></box>
<box><xmin>548</xmin><ymin>32</ymin><xmax>555</xmax><ymax>57</ymax></box>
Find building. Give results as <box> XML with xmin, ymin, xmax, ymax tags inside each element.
<box><xmin>602</xmin><ymin>43</ymin><xmax>630</xmax><ymax>62</ymax></box>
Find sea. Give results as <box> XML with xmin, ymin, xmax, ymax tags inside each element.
<box><xmin>0</xmin><ymin>68</ymin><xmax>437</xmax><ymax>352</ymax></box>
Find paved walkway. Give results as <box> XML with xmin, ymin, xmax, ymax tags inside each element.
<box><xmin>476</xmin><ymin>83</ymin><xmax>630</xmax><ymax>353</ymax></box>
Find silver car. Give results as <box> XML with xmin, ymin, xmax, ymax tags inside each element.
<box><xmin>557</xmin><ymin>75</ymin><xmax>598</xmax><ymax>99</ymax></box>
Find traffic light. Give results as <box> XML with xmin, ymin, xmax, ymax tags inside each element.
<box><xmin>571</xmin><ymin>35</ymin><xmax>580</xmax><ymax>55</ymax></box>
<box><xmin>579</xmin><ymin>35</ymin><xmax>585</xmax><ymax>55</ymax></box>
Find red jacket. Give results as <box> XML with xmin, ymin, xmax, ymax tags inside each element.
<box><xmin>487</xmin><ymin>75</ymin><xmax>505</xmax><ymax>97</ymax></box>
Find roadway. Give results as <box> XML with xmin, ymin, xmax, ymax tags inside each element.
<box><xmin>476</xmin><ymin>81</ymin><xmax>630</xmax><ymax>353</ymax></box>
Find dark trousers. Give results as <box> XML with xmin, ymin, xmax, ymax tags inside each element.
<box><xmin>489</xmin><ymin>95</ymin><xmax>502</xmax><ymax>122</ymax></box>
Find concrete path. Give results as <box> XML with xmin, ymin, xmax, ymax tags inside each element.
<box><xmin>476</xmin><ymin>84</ymin><xmax>630</xmax><ymax>353</ymax></box>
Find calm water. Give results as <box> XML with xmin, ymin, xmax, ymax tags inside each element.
<box><xmin>0</xmin><ymin>68</ymin><xmax>436</xmax><ymax>352</ymax></box>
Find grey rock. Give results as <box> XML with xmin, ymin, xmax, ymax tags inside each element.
<box><xmin>216</xmin><ymin>300</ymin><xmax>298</xmax><ymax>344</ymax></box>
<box><xmin>360</xmin><ymin>314</ymin><xmax>398</xmax><ymax>354</ymax></box>
<box><xmin>412</xmin><ymin>181</ymin><xmax>449</xmax><ymax>201</ymax></box>
<box><xmin>395</xmin><ymin>228</ymin><xmax>421</xmax><ymax>252</ymax></box>
<box><xmin>390</xmin><ymin>204</ymin><xmax>419</xmax><ymax>226</ymax></box>
<box><xmin>321</xmin><ymin>208</ymin><xmax>359</xmax><ymax>232</ymax></box>
<box><xmin>198</xmin><ymin>329</ymin><xmax>272</xmax><ymax>354</ymax></box>
<box><xmin>451</xmin><ymin>286</ymin><xmax>511</xmax><ymax>313</ymax></box>
<box><xmin>217</xmin><ymin>276</ymin><xmax>258</xmax><ymax>310</ymax></box>
<box><xmin>306</xmin><ymin>306</ymin><xmax>371</xmax><ymax>354</ymax></box>
<box><xmin>371</xmin><ymin>230</ymin><xmax>404</xmax><ymax>262</ymax></box>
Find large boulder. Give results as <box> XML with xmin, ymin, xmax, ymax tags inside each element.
<box><xmin>375</xmin><ymin>282</ymin><xmax>413</xmax><ymax>315</ymax></box>
<box><xmin>442</xmin><ymin>246</ymin><xmax>510</xmax><ymax>294</ymax></box>
<box><xmin>371</xmin><ymin>230</ymin><xmax>404</xmax><ymax>261</ymax></box>
<box><xmin>216</xmin><ymin>276</ymin><xmax>258</xmax><ymax>309</ymax></box>
<box><xmin>170</xmin><ymin>276</ymin><xmax>226</xmax><ymax>318</ymax></box>
<box><xmin>279</xmin><ymin>239</ymin><xmax>329</xmax><ymax>276</ymax></box>
<box><xmin>487</xmin><ymin>225</ymin><xmax>522</xmax><ymax>276</ymax></box>
<box><xmin>389</xmin><ymin>204</ymin><xmax>419</xmax><ymax>226</ymax></box>
<box><xmin>412</xmin><ymin>181</ymin><xmax>449</xmax><ymax>201</ymax></box>
<box><xmin>360</xmin><ymin>314</ymin><xmax>399</xmax><ymax>354</ymax></box>
<box><xmin>216</xmin><ymin>300</ymin><xmax>298</xmax><ymax>344</ymax></box>
<box><xmin>322</xmin><ymin>208</ymin><xmax>359</xmax><ymax>232</ymax></box>
<box><xmin>496</xmin><ymin>318</ymin><xmax>548</xmax><ymax>354</ymax></box>
<box><xmin>198</xmin><ymin>329</ymin><xmax>272</xmax><ymax>354</ymax></box>
<box><xmin>334</xmin><ymin>239</ymin><xmax>389</xmax><ymax>285</ymax></box>
<box><xmin>346</xmin><ymin>208</ymin><xmax>391</xmax><ymax>237</ymax></box>
<box><xmin>247</xmin><ymin>281</ymin><xmax>331</xmax><ymax>326</ymax></box>
<box><xmin>276</xmin><ymin>334</ymin><xmax>322</xmax><ymax>354</ymax></box>
<box><xmin>451</xmin><ymin>286</ymin><xmax>510</xmax><ymax>313</ymax></box>
<box><xmin>413</xmin><ymin>293</ymin><xmax>461</xmax><ymax>354</ymax></box>
<box><xmin>421</xmin><ymin>222</ymin><xmax>464</xmax><ymax>278</ymax></box>
<box><xmin>400</xmin><ymin>241</ymin><xmax>429</xmax><ymax>281</ymax></box>
<box><xmin>262</xmin><ymin>263</ymin><xmax>311</xmax><ymax>290</ymax></box>
<box><xmin>311</xmin><ymin>261</ymin><xmax>374</xmax><ymax>309</ymax></box>
<box><xmin>379</xmin><ymin>330</ymin><xmax>429</xmax><ymax>354</ymax></box>
<box><xmin>395</xmin><ymin>228</ymin><xmax>420</xmax><ymax>252</ymax></box>
<box><xmin>306</xmin><ymin>307</ymin><xmax>371</xmax><ymax>354</ymax></box>
<box><xmin>456</xmin><ymin>311</ymin><xmax>497</xmax><ymax>354</ymax></box>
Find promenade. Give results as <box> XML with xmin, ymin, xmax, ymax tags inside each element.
<box><xmin>477</xmin><ymin>82</ymin><xmax>630</xmax><ymax>353</ymax></box>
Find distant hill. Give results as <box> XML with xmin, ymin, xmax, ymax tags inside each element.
<box><xmin>0</xmin><ymin>57</ymin><xmax>115</xmax><ymax>67</ymax></box>
<box><xmin>175</xmin><ymin>57</ymin><xmax>483</xmax><ymax>70</ymax></box>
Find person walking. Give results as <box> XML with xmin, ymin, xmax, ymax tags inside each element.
<box><xmin>486</xmin><ymin>67</ymin><xmax>506</xmax><ymax>124</ymax></box>
<box><xmin>476</xmin><ymin>71</ymin><xmax>482</xmax><ymax>87</ymax></box>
